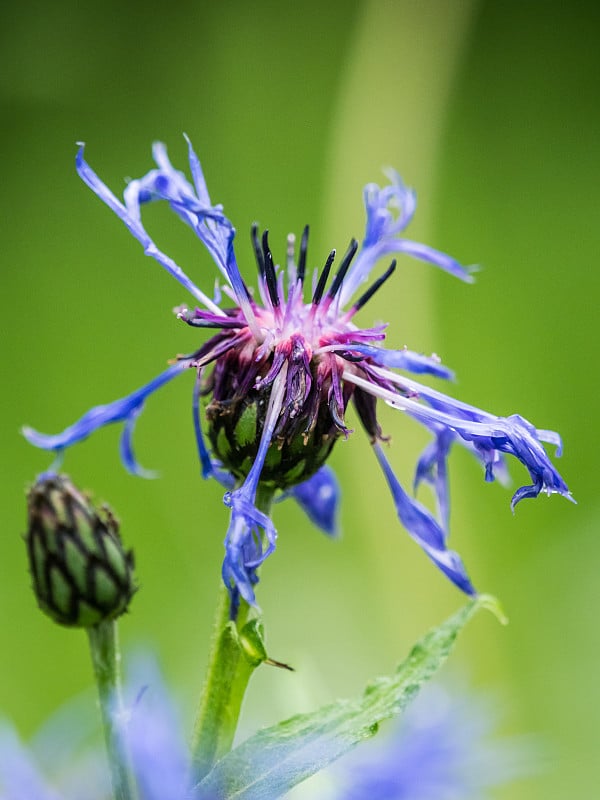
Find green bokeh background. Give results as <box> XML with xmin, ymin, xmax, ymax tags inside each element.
<box><xmin>1</xmin><ymin>1</ymin><xmax>598</xmax><ymax>797</ymax></box>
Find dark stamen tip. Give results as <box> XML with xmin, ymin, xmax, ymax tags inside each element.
<box><xmin>297</xmin><ymin>224</ymin><xmax>310</xmax><ymax>285</ymax></box>
<box><xmin>312</xmin><ymin>249</ymin><xmax>336</xmax><ymax>305</ymax></box>
<box><xmin>328</xmin><ymin>237</ymin><xmax>359</xmax><ymax>299</ymax></box>
<box><xmin>354</xmin><ymin>258</ymin><xmax>397</xmax><ymax>311</ymax></box>
<box><xmin>261</xmin><ymin>229</ymin><xmax>280</xmax><ymax>308</ymax></box>
<box><xmin>251</xmin><ymin>223</ymin><xmax>265</xmax><ymax>277</ymax></box>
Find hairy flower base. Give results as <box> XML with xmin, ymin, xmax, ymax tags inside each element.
<box><xmin>23</xmin><ymin>138</ymin><xmax>571</xmax><ymax>607</ymax></box>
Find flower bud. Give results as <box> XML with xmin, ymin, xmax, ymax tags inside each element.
<box><xmin>25</xmin><ymin>473</ymin><xmax>136</xmax><ymax>627</ymax></box>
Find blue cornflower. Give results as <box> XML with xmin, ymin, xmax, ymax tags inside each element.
<box><xmin>331</xmin><ymin>683</ymin><xmax>537</xmax><ymax>800</ymax></box>
<box><xmin>0</xmin><ymin>658</ymin><xmax>188</xmax><ymax>800</ymax></box>
<box><xmin>0</xmin><ymin>699</ymin><xmax>110</xmax><ymax>800</ymax></box>
<box><xmin>24</xmin><ymin>139</ymin><xmax>572</xmax><ymax>607</ymax></box>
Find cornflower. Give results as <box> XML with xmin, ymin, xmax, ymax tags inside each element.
<box><xmin>24</xmin><ymin>139</ymin><xmax>571</xmax><ymax>608</ymax></box>
<box><xmin>331</xmin><ymin>683</ymin><xmax>537</xmax><ymax>800</ymax></box>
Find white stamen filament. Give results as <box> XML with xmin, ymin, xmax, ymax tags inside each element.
<box><xmin>244</xmin><ymin>361</ymin><xmax>289</xmax><ymax>494</ymax></box>
<box><xmin>341</xmin><ymin>369</ymin><xmax>523</xmax><ymax>440</ymax></box>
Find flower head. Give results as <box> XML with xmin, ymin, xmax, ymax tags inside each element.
<box><xmin>23</xmin><ymin>140</ymin><xmax>572</xmax><ymax>607</ymax></box>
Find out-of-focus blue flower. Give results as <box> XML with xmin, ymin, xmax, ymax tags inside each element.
<box><xmin>0</xmin><ymin>695</ymin><xmax>109</xmax><ymax>800</ymax></box>
<box><xmin>122</xmin><ymin>657</ymin><xmax>189</xmax><ymax>800</ymax></box>
<box><xmin>331</xmin><ymin>683</ymin><xmax>537</xmax><ymax>800</ymax></box>
<box><xmin>0</xmin><ymin>658</ymin><xmax>189</xmax><ymax>800</ymax></box>
<box><xmin>23</xmin><ymin>140</ymin><xmax>572</xmax><ymax>608</ymax></box>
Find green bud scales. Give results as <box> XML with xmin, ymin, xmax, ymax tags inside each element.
<box><xmin>206</xmin><ymin>390</ymin><xmax>337</xmax><ymax>490</ymax></box>
<box><xmin>25</xmin><ymin>474</ymin><xmax>136</xmax><ymax>627</ymax></box>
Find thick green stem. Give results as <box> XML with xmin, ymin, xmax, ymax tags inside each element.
<box><xmin>190</xmin><ymin>488</ymin><xmax>274</xmax><ymax>785</ymax></box>
<box><xmin>87</xmin><ymin>620</ymin><xmax>137</xmax><ymax>800</ymax></box>
<box><xmin>190</xmin><ymin>587</ymin><xmax>254</xmax><ymax>783</ymax></box>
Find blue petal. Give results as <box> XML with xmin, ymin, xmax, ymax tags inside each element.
<box><xmin>374</xmin><ymin>444</ymin><xmax>476</xmax><ymax>595</ymax></box>
<box><xmin>413</xmin><ymin>426</ymin><xmax>453</xmax><ymax>534</ymax></box>
<box><xmin>356</xmin><ymin>238</ymin><xmax>474</xmax><ymax>289</ymax></box>
<box><xmin>191</xmin><ymin>370</ymin><xmax>234</xmax><ymax>488</ymax></box>
<box><xmin>0</xmin><ymin>725</ymin><xmax>60</xmax><ymax>800</ymax></box>
<box><xmin>363</xmin><ymin>173</ymin><xmax>416</xmax><ymax>244</ymax></box>
<box><xmin>124</xmin><ymin>141</ymin><xmax>253</xmax><ymax>313</ymax></box>
<box><xmin>222</xmin><ymin>495</ymin><xmax>278</xmax><ymax>607</ymax></box>
<box><xmin>220</xmin><ymin>365</ymin><xmax>289</xmax><ymax>607</ymax></box>
<box><xmin>23</xmin><ymin>361</ymin><xmax>190</xmax><ymax>473</ymax></box>
<box><xmin>375</xmin><ymin>374</ymin><xmax>572</xmax><ymax>507</ymax></box>
<box><xmin>340</xmin><ymin>343</ymin><xmax>454</xmax><ymax>380</ymax></box>
<box><xmin>184</xmin><ymin>133</ymin><xmax>211</xmax><ymax>205</ymax></box>
<box><xmin>340</xmin><ymin>171</ymin><xmax>473</xmax><ymax>306</ymax></box>
<box><xmin>124</xmin><ymin>656</ymin><xmax>188</xmax><ymax>800</ymax></box>
<box><xmin>76</xmin><ymin>145</ymin><xmax>219</xmax><ymax>311</ymax></box>
<box><xmin>289</xmin><ymin>465</ymin><xmax>341</xmax><ymax>537</ymax></box>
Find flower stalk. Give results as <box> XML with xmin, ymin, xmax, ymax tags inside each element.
<box><xmin>190</xmin><ymin>488</ymin><xmax>275</xmax><ymax>785</ymax></box>
<box><xmin>87</xmin><ymin>619</ymin><xmax>138</xmax><ymax>800</ymax></box>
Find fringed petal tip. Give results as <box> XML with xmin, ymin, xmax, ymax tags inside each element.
<box><xmin>23</xmin><ymin>362</ymin><xmax>190</xmax><ymax>476</ymax></box>
<box><xmin>374</xmin><ymin>444</ymin><xmax>476</xmax><ymax>596</ymax></box>
<box><xmin>222</xmin><ymin>491</ymin><xmax>279</xmax><ymax>607</ymax></box>
<box><xmin>510</xmin><ymin>482</ymin><xmax>576</xmax><ymax>512</ymax></box>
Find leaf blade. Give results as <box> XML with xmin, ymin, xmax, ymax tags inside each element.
<box><xmin>193</xmin><ymin>595</ymin><xmax>493</xmax><ymax>800</ymax></box>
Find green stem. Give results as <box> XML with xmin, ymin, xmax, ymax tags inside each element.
<box><xmin>189</xmin><ymin>587</ymin><xmax>253</xmax><ymax>783</ymax></box>
<box><xmin>190</xmin><ymin>488</ymin><xmax>274</xmax><ymax>785</ymax></box>
<box><xmin>87</xmin><ymin>620</ymin><xmax>137</xmax><ymax>800</ymax></box>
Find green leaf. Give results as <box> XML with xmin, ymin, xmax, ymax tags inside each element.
<box><xmin>193</xmin><ymin>595</ymin><xmax>498</xmax><ymax>800</ymax></box>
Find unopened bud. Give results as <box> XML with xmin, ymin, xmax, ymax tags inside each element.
<box><xmin>25</xmin><ymin>473</ymin><xmax>136</xmax><ymax>627</ymax></box>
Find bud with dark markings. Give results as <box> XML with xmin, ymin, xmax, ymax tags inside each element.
<box><xmin>25</xmin><ymin>473</ymin><xmax>135</xmax><ymax>627</ymax></box>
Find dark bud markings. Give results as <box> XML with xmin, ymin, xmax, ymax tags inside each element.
<box><xmin>26</xmin><ymin>474</ymin><xmax>136</xmax><ymax>628</ymax></box>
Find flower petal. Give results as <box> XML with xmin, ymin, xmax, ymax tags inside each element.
<box><xmin>0</xmin><ymin>724</ymin><xmax>60</xmax><ymax>800</ymax></box>
<box><xmin>289</xmin><ymin>465</ymin><xmax>341</xmax><ymax>537</ymax></box>
<box><xmin>339</xmin><ymin>171</ymin><xmax>473</xmax><ymax>306</ymax></box>
<box><xmin>329</xmin><ymin>343</ymin><xmax>454</xmax><ymax>380</ymax></box>
<box><xmin>124</xmin><ymin>656</ymin><xmax>188</xmax><ymax>800</ymax></box>
<box><xmin>374</xmin><ymin>444</ymin><xmax>476</xmax><ymax>595</ymax></box>
<box><xmin>221</xmin><ymin>364</ymin><xmax>289</xmax><ymax>607</ymax></box>
<box><xmin>345</xmin><ymin>369</ymin><xmax>572</xmax><ymax>508</ymax></box>
<box><xmin>76</xmin><ymin>144</ymin><xmax>222</xmax><ymax>314</ymax></box>
<box><xmin>23</xmin><ymin>360</ymin><xmax>192</xmax><ymax>473</ymax></box>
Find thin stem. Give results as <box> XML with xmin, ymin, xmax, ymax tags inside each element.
<box><xmin>87</xmin><ymin>620</ymin><xmax>137</xmax><ymax>800</ymax></box>
<box><xmin>189</xmin><ymin>488</ymin><xmax>274</xmax><ymax>785</ymax></box>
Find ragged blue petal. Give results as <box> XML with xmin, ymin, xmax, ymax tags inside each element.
<box><xmin>374</xmin><ymin>444</ymin><xmax>476</xmax><ymax>595</ymax></box>
<box><xmin>290</xmin><ymin>465</ymin><xmax>341</xmax><ymax>537</ymax></box>
<box><xmin>23</xmin><ymin>361</ymin><xmax>191</xmax><ymax>474</ymax></box>
<box><xmin>360</xmin><ymin>370</ymin><xmax>572</xmax><ymax>508</ymax></box>
<box><xmin>222</xmin><ymin>492</ymin><xmax>278</xmax><ymax>607</ymax></box>
<box><xmin>192</xmin><ymin>371</ymin><xmax>234</xmax><ymax>488</ymax></box>
<box><xmin>340</xmin><ymin>171</ymin><xmax>473</xmax><ymax>306</ymax></box>
<box><xmin>339</xmin><ymin>343</ymin><xmax>454</xmax><ymax>380</ymax></box>
<box><xmin>122</xmin><ymin>141</ymin><xmax>253</xmax><ymax>315</ymax></box>
<box><xmin>414</xmin><ymin>390</ymin><xmax>571</xmax><ymax>506</ymax></box>
<box><xmin>76</xmin><ymin>145</ymin><xmax>220</xmax><ymax>312</ymax></box>
<box><xmin>413</xmin><ymin>426</ymin><xmax>453</xmax><ymax>534</ymax></box>
<box><xmin>120</xmin><ymin>404</ymin><xmax>158</xmax><ymax>479</ymax></box>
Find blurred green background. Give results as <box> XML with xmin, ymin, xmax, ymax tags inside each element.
<box><xmin>1</xmin><ymin>1</ymin><xmax>599</xmax><ymax>797</ymax></box>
